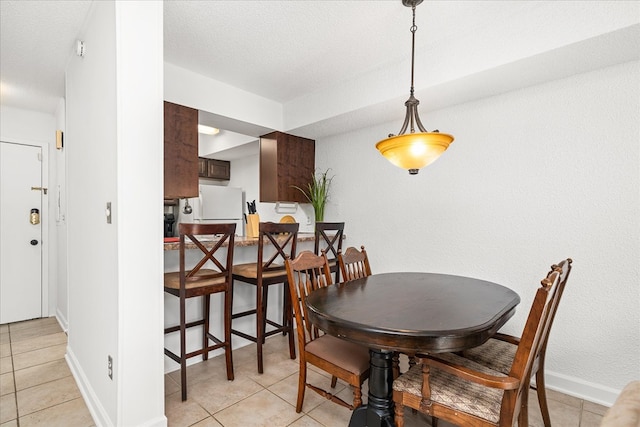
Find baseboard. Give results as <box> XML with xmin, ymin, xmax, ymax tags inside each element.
<box><xmin>133</xmin><ymin>416</ymin><xmax>168</xmax><ymax>427</ymax></box>
<box><xmin>67</xmin><ymin>348</ymin><xmax>168</xmax><ymax>427</ymax></box>
<box><xmin>55</xmin><ymin>309</ymin><xmax>68</xmax><ymax>332</ymax></box>
<box><xmin>544</xmin><ymin>370</ymin><xmax>622</xmax><ymax>407</ymax></box>
<box><xmin>66</xmin><ymin>347</ymin><xmax>113</xmax><ymax>427</ymax></box>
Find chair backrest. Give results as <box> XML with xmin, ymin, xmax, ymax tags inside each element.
<box><xmin>541</xmin><ymin>258</ymin><xmax>572</xmax><ymax>352</ymax></box>
<box><xmin>257</xmin><ymin>222</ymin><xmax>299</xmax><ymax>274</ymax></box>
<box><xmin>314</xmin><ymin>222</ymin><xmax>345</xmax><ymax>261</ymax></box>
<box><xmin>285</xmin><ymin>251</ymin><xmax>333</xmax><ymax>346</ymax></box>
<box><xmin>505</xmin><ymin>260</ymin><xmax>571</xmax><ymax>422</ymax></box>
<box><xmin>178</xmin><ymin>222</ymin><xmax>236</xmax><ymax>285</ymax></box>
<box><xmin>338</xmin><ymin>246</ymin><xmax>372</xmax><ymax>281</ymax></box>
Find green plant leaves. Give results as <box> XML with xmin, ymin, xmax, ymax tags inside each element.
<box><xmin>292</xmin><ymin>169</ymin><xmax>334</xmax><ymax>222</ymax></box>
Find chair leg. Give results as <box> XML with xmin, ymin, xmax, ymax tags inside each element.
<box><xmin>281</xmin><ymin>283</ymin><xmax>288</xmax><ymax>336</ymax></box>
<box><xmin>296</xmin><ymin>360</ymin><xmax>307</xmax><ymax>413</ymax></box>
<box><xmin>256</xmin><ymin>281</ymin><xmax>264</xmax><ymax>373</ymax></box>
<box><xmin>263</xmin><ymin>285</ymin><xmax>271</xmax><ymax>343</ymax></box>
<box><xmin>518</xmin><ymin>383</ymin><xmax>529</xmax><ymax>427</ymax></box>
<box><xmin>392</xmin><ymin>352</ymin><xmax>400</xmax><ymax>379</ymax></box>
<box><xmin>536</xmin><ymin>367</ymin><xmax>551</xmax><ymax>427</ymax></box>
<box><xmin>394</xmin><ymin>400</ymin><xmax>405</xmax><ymax>427</ymax></box>
<box><xmin>203</xmin><ymin>295</ymin><xmax>210</xmax><ymax>361</ymax></box>
<box><xmin>284</xmin><ymin>283</ymin><xmax>296</xmax><ymax>359</ymax></box>
<box><xmin>224</xmin><ymin>288</ymin><xmax>234</xmax><ymax>381</ymax></box>
<box><xmin>179</xmin><ymin>294</ymin><xmax>187</xmax><ymax>401</ymax></box>
<box><xmin>353</xmin><ymin>384</ymin><xmax>363</xmax><ymax>408</ymax></box>
<box><xmin>331</xmin><ymin>375</ymin><xmax>338</xmax><ymax>388</ymax></box>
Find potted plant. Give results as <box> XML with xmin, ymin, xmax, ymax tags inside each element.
<box><xmin>293</xmin><ymin>169</ymin><xmax>334</xmax><ymax>222</ymax></box>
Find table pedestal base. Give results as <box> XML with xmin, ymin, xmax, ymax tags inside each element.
<box><xmin>349</xmin><ymin>349</ymin><xmax>395</xmax><ymax>427</ymax></box>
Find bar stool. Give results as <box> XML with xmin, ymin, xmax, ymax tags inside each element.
<box><xmin>314</xmin><ymin>222</ymin><xmax>344</xmax><ymax>283</ymax></box>
<box><xmin>231</xmin><ymin>222</ymin><xmax>299</xmax><ymax>373</ymax></box>
<box><xmin>164</xmin><ymin>223</ymin><xmax>236</xmax><ymax>401</ymax></box>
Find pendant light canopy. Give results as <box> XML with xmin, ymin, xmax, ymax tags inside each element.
<box><xmin>376</xmin><ymin>0</ymin><xmax>454</xmax><ymax>175</ymax></box>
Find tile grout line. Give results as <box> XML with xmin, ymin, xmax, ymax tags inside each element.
<box><xmin>8</xmin><ymin>325</ymin><xmax>21</xmax><ymax>427</ymax></box>
<box><xmin>7</xmin><ymin>319</ymin><xmax>68</xmax><ymax>426</ymax></box>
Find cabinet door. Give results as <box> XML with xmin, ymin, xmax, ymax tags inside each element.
<box><xmin>207</xmin><ymin>159</ymin><xmax>230</xmax><ymax>180</ymax></box>
<box><xmin>260</xmin><ymin>131</ymin><xmax>315</xmax><ymax>202</ymax></box>
<box><xmin>164</xmin><ymin>102</ymin><xmax>198</xmax><ymax>198</ymax></box>
<box><xmin>198</xmin><ymin>158</ymin><xmax>208</xmax><ymax>177</ymax></box>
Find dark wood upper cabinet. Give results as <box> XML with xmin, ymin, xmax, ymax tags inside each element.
<box><xmin>260</xmin><ymin>131</ymin><xmax>315</xmax><ymax>203</ymax></box>
<box><xmin>164</xmin><ymin>101</ymin><xmax>198</xmax><ymax>199</ymax></box>
<box><xmin>198</xmin><ymin>158</ymin><xmax>230</xmax><ymax>180</ymax></box>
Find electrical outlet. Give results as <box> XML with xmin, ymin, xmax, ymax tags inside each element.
<box><xmin>108</xmin><ymin>355</ymin><xmax>113</xmax><ymax>380</ymax></box>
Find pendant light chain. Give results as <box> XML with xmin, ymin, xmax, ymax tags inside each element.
<box><xmin>400</xmin><ymin>4</ymin><xmax>424</xmax><ymax>136</ymax></box>
<box><xmin>410</xmin><ymin>5</ymin><xmax>417</xmax><ymax>97</ymax></box>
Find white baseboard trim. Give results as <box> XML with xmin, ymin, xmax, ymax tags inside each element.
<box><xmin>67</xmin><ymin>348</ymin><xmax>168</xmax><ymax>427</ymax></box>
<box><xmin>55</xmin><ymin>309</ymin><xmax>68</xmax><ymax>332</ymax></box>
<box><xmin>544</xmin><ymin>370</ymin><xmax>622</xmax><ymax>407</ymax></box>
<box><xmin>135</xmin><ymin>416</ymin><xmax>168</xmax><ymax>427</ymax></box>
<box><xmin>66</xmin><ymin>347</ymin><xmax>113</xmax><ymax>427</ymax></box>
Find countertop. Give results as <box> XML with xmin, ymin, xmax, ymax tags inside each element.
<box><xmin>163</xmin><ymin>232</ymin><xmax>317</xmax><ymax>251</ymax></box>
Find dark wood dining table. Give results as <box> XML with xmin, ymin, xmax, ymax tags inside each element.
<box><xmin>305</xmin><ymin>272</ymin><xmax>521</xmax><ymax>427</ymax></box>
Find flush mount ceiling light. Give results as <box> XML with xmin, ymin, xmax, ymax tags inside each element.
<box><xmin>198</xmin><ymin>124</ymin><xmax>220</xmax><ymax>135</ymax></box>
<box><xmin>376</xmin><ymin>0</ymin><xmax>454</xmax><ymax>175</ymax></box>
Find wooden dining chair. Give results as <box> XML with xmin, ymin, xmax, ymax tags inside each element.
<box><xmin>314</xmin><ymin>222</ymin><xmax>345</xmax><ymax>283</ymax></box>
<box><xmin>164</xmin><ymin>223</ymin><xmax>236</xmax><ymax>401</ymax></box>
<box><xmin>231</xmin><ymin>221</ymin><xmax>298</xmax><ymax>373</ymax></box>
<box><xmin>392</xmin><ymin>261</ymin><xmax>570</xmax><ymax>427</ymax></box>
<box><xmin>285</xmin><ymin>250</ymin><xmax>370</xmax><ymax>412</ymax></box>
<box><xmin>459</xmin><ymin>258</ymin><xmax>572</xmax><ymax>427</ymax></box>
<box><xmin>337</xmin><ymin>245</ymin><xmax>372</xmax><ymax>281</ymax></box>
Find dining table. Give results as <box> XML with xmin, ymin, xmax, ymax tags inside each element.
<box><xmin>305</xmin><ymin>272</ymin><xmax>521</xmax><ymax>427</ymax></box>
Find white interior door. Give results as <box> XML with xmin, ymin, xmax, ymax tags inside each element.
<box><xmin>1</xmin><ymin>141</ymin><xmax>43</xmax><ymax>324</ymax></box>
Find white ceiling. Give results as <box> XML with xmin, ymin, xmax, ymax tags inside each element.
<box><xmin>1</xmin><ymin>1</ymin><xmax>638</xmax><ymax>158</ymax></box>
<box><xmin>0</xmin><ymin>0</ymin><xmax>518</xmax><ymax>111</ymax></box>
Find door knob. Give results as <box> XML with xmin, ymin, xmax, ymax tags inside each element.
<box><xmin>30</xmin><ymin>239</ymin><xmax>38</xmax><ymax>246</ymax></box>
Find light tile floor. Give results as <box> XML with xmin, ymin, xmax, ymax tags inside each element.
<box><xmin>1</xmin><ymin>317</ymin><xmax>609</xmax><ymax>427</ymax></box>
<box><xmin>0</xmin><ymin>317</ymin><xmax>93</xmax><ymax>427</ymax></box>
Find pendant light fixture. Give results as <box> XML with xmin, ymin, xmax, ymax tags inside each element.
<box><xmin>376</xmin><ymin>0</ymin><xmax>454</xmax><ymax>175</ymax></box>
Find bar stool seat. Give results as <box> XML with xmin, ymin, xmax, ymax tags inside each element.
<box><xmin>231</xmin><ymin>263</ymin><xmax>287</xmax><ymax>279</ymax></box>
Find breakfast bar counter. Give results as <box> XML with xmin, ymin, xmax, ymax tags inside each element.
<box><xmin>163</xmin><ymin>232</ymin><xmax>317</xmax><ymax>251</ymax></box>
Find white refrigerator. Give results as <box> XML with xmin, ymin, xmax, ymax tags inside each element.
<box><xmin>181</xmin><ymin>185</ymin><xmax>244</xmax><ymax>236</ymax></box>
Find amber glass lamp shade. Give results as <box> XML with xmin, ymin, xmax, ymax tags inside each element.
<box><xmin>376</xmin><ymin>132</ymin><xmax>454</xmax><ymax>174</ymax></box>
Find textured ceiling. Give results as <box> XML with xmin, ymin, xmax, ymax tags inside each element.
<box><xmin>0</xmin><ymin>0</ymin><xmax>526</xmax><ymax>113</ymax></box>
<box><xmin>1</xmin><ymin>0</ymin><xmax>638</xmax><ymax>154</ymax></box>
<box><xmin>0</xmin><ymin>1</ymin><xmax>92</xmax><ymax>113</ymax></box>
<box><xmin>163</xmin><ymin>0</ymin><xmax>513</xmax><ymax>103</ymax></box>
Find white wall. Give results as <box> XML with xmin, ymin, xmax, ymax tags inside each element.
<box><xmin>0</xmin><ymin>105</ymin><xmax>56</xmax><ymax>143</ymax></box>
<box><xmin>316</xmin><ymin>60</ymin><xmax>640</xmax><ymax>406</ymax></box>
<box><xmin>164</xmin><ymin>63</ymin><xmax>282</xmax><ymax>132</ymax></box>
<box><xmin>65</xmin><ymin>1</ymin><xmax>165</xmax><ymax>426</ymax></box>
<box><xmin>0</xmin><ymin>105</ymin><xmax>58</xmax><ymax>320</ymax></box>
<box><xmin>228</xmin><ymin>154</ymin><xmax>315</xmax><ymax>230</ymax></box>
